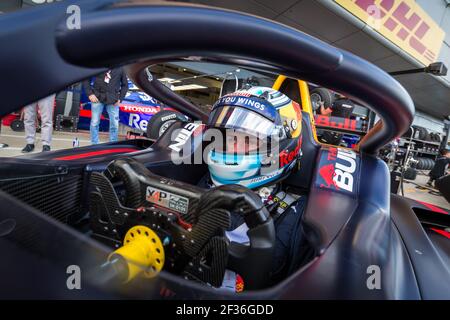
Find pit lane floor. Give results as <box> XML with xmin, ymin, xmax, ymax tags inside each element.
<box><xmin>401</xmin><ymin>174</ymin><xmax>449</xmax><ymax>210</ymax></box>
<box><xmin>0</xmin><ymin>125</ymin><xmax>112</xmax><ymax>157</ymax></box>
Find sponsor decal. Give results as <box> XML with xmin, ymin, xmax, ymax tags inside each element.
<box><xmin>146</xmin><ymin>186</ymin><xmax>190</xmax><ymax>214</ymax></box>
<box><xmin>314</xmin><ymin>115</ymin><xmax>361</xmax><ymax>132</ymax></box>
<box><xmin>213</xmin><ymin>96</ymin><xmax>277</xmax><ymax>121</ymax></box>
<box><xmin>335</xmin><ymin>0</ymin><xmax>445</xmax><ymax>65</ymax></box>
<box><xmin>279</xmin><ymin>137</ymin><xmax>302</xmax><ymax>168</ymax></box>
<box><xmin>124</xmin><ymin>91</ymin><xmax>158</xmax><ymax>104</ymax></box>
<box><xmin>223</xmin><ymin>91</ymin><xmax>253</xmax><ymax>98</ymax></box>
<box><xmin>249</xmin><ymin>168</ymin><xmax>283</xmax><ymax>185</ymax></box>
<box><xmin>119</xmin><ymin>104</ymin><xmax>161</xmax><ymax>132</ymax></box>
<box><xmin>316</xmin><ymin>147</ymin><xmax>358</xmax><ymax>193</ymax></box>
<box><xmin>216</xmin><ymin>96</ymin><xmax>266</xmax><ymax>111</ymax></box>
<box><xmin>269</xmin><ymin>192</ymin><xmax>299</xmax><ymax>216</ymax></box>
<box><xmin>127</xmin><ymin>113</ymin><xmax>148</xmax><ymax>131</ymax></box>
<box><xmin>169</xmin><ymin>123</ymin><xmax>202</xmax><ymax>153</ymax></box>
<box><xmin>161</xmin><ymin>114</ymin><xmax>177</xmax><ymax>122</ymax></box>
<box><xmin>319</xmin><ymin>164</ymin><xmax>340</xmax><ymax>190</ymax></box>
<box><xmin>120</xmin><ymin>105</ymin><xmax>160</xmax><ymax>114</ymax></box>
<box><xmin>235</xmin><ymin>274</ymin><xmax>244</xmax><ymax>293</ymax></box>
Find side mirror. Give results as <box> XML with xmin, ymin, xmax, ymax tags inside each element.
<box><xmin>425</xmin><ymin>62</ymin><xmax>448</xmax><ymax>76</ymax></box>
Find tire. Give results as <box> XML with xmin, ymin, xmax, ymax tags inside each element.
<box><xmin>429</xmin><ymin>132</ymin><xmax>436</xmax><ymax>142</ymax></box>
<box><xmin>423</xmin><ymin>158</ymin><xmax>429</xmax><ymax>170</ymax></box>
<box><xmin>412</xmin><ymin>126</ymin><xmax>428</xmax><ymax>140</ymax></box>
<box><xmin>421</xmin><ymin>128</ymin><xmax>429</xmax><ymax>141</ymax></box>
<box><xmin>429</xmin><ymin>159</ymin><xmax>435</xmax><ymax>170</ymax></box>
<box><xmin>146</xmin><ymin>110</ymin><xmax>188</xmax><ymax>140</ymax></box>
<box><xmin>436</xmin><ymin>174</ymin><xmax>450</xmax><ymax>203</ymax></box>
<box><xmin>426</xmin><ymin>158</ymin><xmax>431</xmax><ymax>170</ymax></box>
<box><xmin>416</xmin><ymin>157</ymin><xmax>434</xmax><ymax>170</ymax></box>
<box><xmin>404</xmin><ymin>168</ymin><xmax>417</xmax><ymax>180</ymax></box>
<box><xmin>402</xmin><ymin>127</ymin><xmax>414</xmax><ymax>138</ymax></box>
<box><xmin>310</xmin><ymin>87</ymin><xmax>334</xmax><ymax>112</ymax></box>
<box><xmin>10</xmin><ymin>119</ymin><xmax>24</xmax><ymax>132</ymax></box>
<box><xmin>434</xmin><ymin>134</ymin><xmax>441</xmax><ymax>142</ymax></box>
<box><xmin>423</xmin><ymin>158</ymin><xmax>434</xmax><ymax>170</ymax></box>
<box><xmin>418</xmin><ymin>158</ymin><xmax>426</xmax><ymax>170</ymax></box>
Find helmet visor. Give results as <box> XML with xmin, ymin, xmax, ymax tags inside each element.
<box><xmin>224</xmin><ymin>131</ymin><xmax>261</xmax><ymax>154</ymax></box>
<box><xmin>208</xmin><ymin>105</ymin><xmax>278</xmax><ymax>137</ymax></box>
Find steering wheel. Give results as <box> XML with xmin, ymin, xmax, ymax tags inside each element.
<box><xmin>90</xmin><ymin>158</ymin><xmax>275</xmax><ymax>290</ymax></box>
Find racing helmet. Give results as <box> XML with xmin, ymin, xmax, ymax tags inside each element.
<box><xmin>206</xmin><ymin>86</ymin><xmax>302</xmax><ymax>189</ymax></box>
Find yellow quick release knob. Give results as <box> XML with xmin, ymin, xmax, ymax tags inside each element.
<box><xmin>108</xmin><ymin>225</ymin><xmax>165</xmax><ymax>283</ymax></box>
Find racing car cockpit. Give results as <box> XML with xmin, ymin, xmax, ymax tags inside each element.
<box><xmin>87</xmin><ymin>84</ymin><xmax>313</xmax><ymax>291</ymax></box>
<box><xmin>0</xmin><ymin>1</ymin><xmax>449</xmax><ymax>299</ymax></box>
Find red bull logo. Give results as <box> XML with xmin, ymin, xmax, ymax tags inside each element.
<box><xmin>318</xmin><ymin>147</ymin><xmax>357</xmax><ymax>192</ymax></box>
<box><xmin>279</xmin><ymin>137</ymin><xmax>302</xmax><ymax>168</ymax></box>
<box><xmin>314</xmin><ymin>115</ymin><xmax>358</xmax><ymax>132</ymax></box>
<box><xmin>319</xmin><ymin>164</ymin><xmax>339</xmax><ymax>189</ymax></box>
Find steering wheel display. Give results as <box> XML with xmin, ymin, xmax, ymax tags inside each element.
<box><xmin>89</xmin><ymin>158</ymin><xmax>275</xmax><ymax>290</ymax></box>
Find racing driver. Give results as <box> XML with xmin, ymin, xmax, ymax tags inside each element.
<box><xmin>201</xmin><ymin>87</ymin><xmax>308</xmax><ymax>290</ymax></box>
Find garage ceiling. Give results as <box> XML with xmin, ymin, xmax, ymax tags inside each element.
<box><xmin>169</xmin><ymin>61</ymin><xmax>269</xmax><ymax>81</ymax></box>
<box><xmin>0</xmin><ymin>0</ymin><xmax>21</xmax><ymax>13</ymax></box>
<box><xmin>173</xmin><ymin>0</ymin><xmax>450</xmax><ymax>120</ymax></box>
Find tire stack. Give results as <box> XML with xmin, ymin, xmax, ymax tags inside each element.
<box><xmin>429</xmin><ymin>132</ymin><xmax>441</xmax><ymax>143</ymax></box>
<box><xmin>415</xmin><ymin>157</ymin><xmax>435</xmax><ymax>171</ymax></box>
<box><xmin>310</xmin><ymin>87</ymin><xmax>334</xmax><ymax>111</ymax></box>
<box><xmin>403</xmin><ymin>167</ymin><xmax>417</xmax><ymax>180</ymax></box>
<box><xmin>412</xmin><ymin>125</ymin><xmax>429</xmax><ymax>141</ymax></box>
